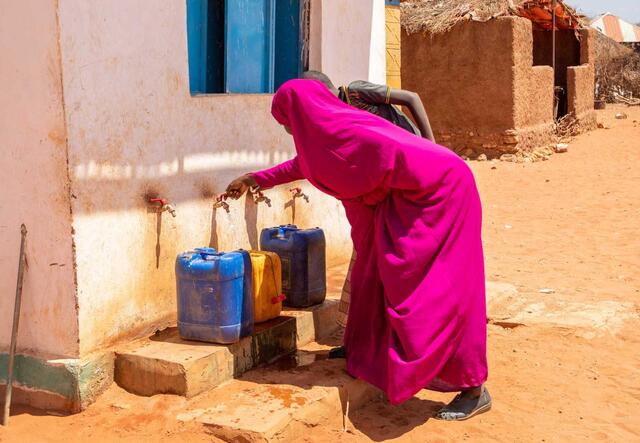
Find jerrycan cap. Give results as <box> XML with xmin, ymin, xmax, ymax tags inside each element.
<box><xmin>276</xmin><ymin>224</ymin><xmax>298</xmax><ymax>238</ymax></box>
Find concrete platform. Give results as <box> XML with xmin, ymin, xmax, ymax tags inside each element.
<box><xmin>176</xmin><ymin>350</ymin><xmax>381</xmax><ymax>443</ymax></box>
<box><xmin>115</xmin><ymin>298</ymin><xmax>339</xmax><ymax>398</ymax></box>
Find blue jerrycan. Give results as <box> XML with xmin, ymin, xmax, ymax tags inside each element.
<box><xmin>259</xmin><ymin>225</ymin><xmax>326</xmax><ymax>308</ymax></box>
<box><xmin>175</xmin><ymin>247</ymin><xmax>253</xmax><ymax>344</ymax></box>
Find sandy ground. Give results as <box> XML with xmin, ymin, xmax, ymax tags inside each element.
<box><xmin>1</xmin><ymin>105</ymin><xmax>639</xmax><ymax>442</ymax></box>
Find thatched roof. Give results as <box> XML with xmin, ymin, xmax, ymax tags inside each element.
<box><xmin>401</xmin><ymin>0</ymin><xmax>583</xmax><ymax>35</ymax></box>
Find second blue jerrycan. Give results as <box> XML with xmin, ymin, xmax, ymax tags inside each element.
<box><xmin>175</xmin><ymin>247</ymin><xmax>253</xmax><ymax>344</ymax></box>
<box><xmin>260</xmin><ymin>225</ymin><xmax>326</xmax><ymax>308</ymax></box>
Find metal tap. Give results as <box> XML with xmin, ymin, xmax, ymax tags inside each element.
<box><xmin>252</xmin><ymin>190</ymin><xmax>272</xmax><ymax>207</ymax></box>
<box><xmin>149</xmin><ymin>198</ymin><xmax>177</xmax><ymax>217</ymax></box>
<box><xmin>213</xmin><ymin>194</ymin><xmax>230</xmax><ymax>213</ymax></box>
<box><xmin>289</xmin><ymin>187</ymin><xmax>309</xmax><ymax>203</ymax></box>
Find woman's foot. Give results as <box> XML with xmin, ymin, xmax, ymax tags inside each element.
<box><xmin>434</xmin><ymin>386</ymin><xmax>492</xmax><ymax>421</ymax></box>
<box><xmin>328</xmin><ymin>346</ymin><xmax>346</xmax><ymax>359</ymax></box>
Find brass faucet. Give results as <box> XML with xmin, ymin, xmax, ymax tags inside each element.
<box><xmin>290</xmin><ymin>187</ymin><xmax>310</xmax><ymax>203</ymax></box>
<box><xmin>213</xmin><ymin>194</ymin><xmax>231</xmax><ymax>213</ymax></box>
<box><xmin>149</xmin><ymin>198</ymin><xmax>176</xmax><ymax>217</ymax></box>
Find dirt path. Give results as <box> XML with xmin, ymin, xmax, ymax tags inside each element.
<box><xmin>1</xmin><ymin>106</ymin><xmax>638</xmax><ymax>442</ymax></box>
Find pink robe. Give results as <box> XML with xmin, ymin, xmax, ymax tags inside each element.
<box><xmin>252</xmin><ymin>80</ymin><xmax>487</xmax><ymax>404</ymax></box>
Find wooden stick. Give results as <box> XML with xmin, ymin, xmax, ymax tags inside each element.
<box><xmin>2</xmin><ymin>224</ymin><xmax>27</xmax><ymax>427</ymax></box>
<box><xmin>552</xmin><ymin>0</ymin><xmax>557</xmax><ymax>81</ymax></box>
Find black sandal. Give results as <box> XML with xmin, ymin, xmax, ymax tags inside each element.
<box><xmin>328</xmin><ymin>346</ymin><xmax>346</xmax><ymax>359</ymax></box>
<box><xmin>434</xmin><ymin>387</ymin><xmax>492</xmax><ymax>421</ymax></box>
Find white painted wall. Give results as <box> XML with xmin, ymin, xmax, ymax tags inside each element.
<box><xmin>311</xmin><ymin>0</ymin><xmax>386</xmax><ymax>86</ymax></box>
<box><xmin>1</xmin><ymin>0</ymin><xmax>380</xmax><ymax>358</ymax></box>
<box><xmin>368</xmin><ymin>0</ymin><xmax>388</xmax><ymax>84</ymax></box>
<box><xmin>0</xmin><ymin>0</ymin><xmax>79</xmax><ymax>358</ymax></box>
<box><xmin>57</xmin><ymin>0</ymin><xmax>354</xmax><ymax>356</ymax></box>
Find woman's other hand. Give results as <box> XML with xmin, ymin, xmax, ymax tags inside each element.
<box><xmin>225</xmin><ymin>174</ymin><xmax>258</xmax><ymax>200</ymax></box>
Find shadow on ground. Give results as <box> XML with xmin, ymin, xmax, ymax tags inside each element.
<box><xmin>241</xmin><ymin>342</ymin><xmax>446</xmax><ymax>441</ymax></box>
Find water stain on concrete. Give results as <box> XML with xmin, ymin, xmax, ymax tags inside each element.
<box><xmin>265</xmin><ymin>386</ymin><xmax>307</xmax><ymax>408</ymax></box>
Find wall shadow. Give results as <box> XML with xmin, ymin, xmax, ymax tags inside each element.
<box><xmin>244</xmin><ymin>194</ymin><xmax>259</xmax><ymax>250</ymax></box>
<box><xmin>209</xmin><ymin>206</ymin><xmax>219</xmax><ymax>249</ymax></box>
<box><xmin>284</xmin><ymin>198</ymin><xmax>296</xmax><ymax>225</ymax></box>
<box><xmin>155</xmin><ymin>212</ymin><xmax>162</xmax><ymax>268</ymax></box>
<box><xmin>241</xmin><ymin>347</ymin><xmax>445</xmax><ymax>441</ymax></box>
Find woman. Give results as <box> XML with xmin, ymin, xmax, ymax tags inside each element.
<box><xmin>301</xmin><ymin>70</ymin><xmax>435</xmax><ymax>341</ymax></box>
<box><xmin>225</xmin><ymin>79</ymin><xmax>490</xmax><ymax>420</ymax></box>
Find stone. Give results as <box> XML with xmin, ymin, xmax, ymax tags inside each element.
<box><xmin>615</xmin><ymin>113</ymin><xmax>628</xmax><ymax>120</ymax></box>
<box><xmin>476</xmin><ymin>153</ymin><xmax>488</xmax><ymax>162</ymax></box>
<box><xmin>503</xmin><ymin>135</ymin><xmax>519</xmax><ymax>145</ymax></box>
<box><xmin>114</xmin><ymin>299</ymin><xmax>339</xmax><ymax>398</ymax></box>
<box><xmin>178</xmin><ymin>358</ymin><xmax>380</xmax><ymax>443</ymax></box>
<box><xmin>554</xmin><ymin>143</ymin><xmax>569</xmax><ymax>153</ymax></box>
<box><xmin>500</xmin><ymin>153</ymin><xmax>516</xmax><ymax>162</ymax></box>
<box><xmin>503</xmin><ymin>129</ymin><xmax>518</xmax><ymax>136</ymax></box>
<box><xmin>111</xmin><ymin>403</ymin><xmax>132</xmax><ymax>410</ymax></box>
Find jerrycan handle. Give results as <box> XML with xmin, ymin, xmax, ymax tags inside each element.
<box><xmin>271</xmin><ymin>294</ymin><xmax>286</xmax><ymax>304</ymax></box>
<box><xmin>194</xmin><ymin>247</ymin><xmax>217</xmax><ymax>259</ymax></box>
<box><xmin>275</xmin><ymin>224</ymin><xmax>297</xmax><ymax>240</ymax></box>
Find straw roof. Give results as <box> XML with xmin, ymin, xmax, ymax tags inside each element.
<box><xmin>401</xmin><ymin>0</ymin><xmax>582</xmax><ymax>35</ymax></box>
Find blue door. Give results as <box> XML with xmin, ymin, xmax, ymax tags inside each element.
<box><xmin>187</xmin><ymin>0</ymin><xmax>224</xmax><ymax>94</ymax></box>
<box><xmin>186</xmin><ymin>0</ymin><xmax>209</xmax><ymax>94</ymax></box>
<box><xmin>274</xmin><ymin>0</ymin><xmax>302</xmax><ymax>90</ymax></box>
<box><xmin>225</xmin><ymin>0</ymin><xmax>275</xmax><ymax>93</ymax></box>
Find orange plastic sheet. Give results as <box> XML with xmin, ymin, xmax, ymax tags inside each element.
<box><xmin>517</xmin><ymin>0</ymin><xmax>580</xmax><ymax>30</ymax></box>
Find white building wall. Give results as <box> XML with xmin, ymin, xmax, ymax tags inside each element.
<box><xmin>0</xmin><ymin>0</ymin><xmax>79</xmax><ymax>359</ymax></box>
<box><xmin>310</xmin><ymin>0</ymin><xmax>387</xmax><ymax>86</ymax></box>
<box><xmin>2</xmin><ymin>0</ymin><xmax>382</xmax><ymax>358</ymax></box>
<box><xmin>57</xmin><ymin>0</ymin><xmax>357</xmax><ymax>355</ymax></box>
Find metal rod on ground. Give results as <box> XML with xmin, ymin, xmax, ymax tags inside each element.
<box><xmin>2</xmin><ymin>224</ymin><xmax>28</xmax><ymax>427</ymax></box>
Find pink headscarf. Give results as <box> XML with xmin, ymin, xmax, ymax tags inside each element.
<box><xmin>271</xmin><ymin>79</ymin><xmax>432</xmax><ymax>201</ymax></box>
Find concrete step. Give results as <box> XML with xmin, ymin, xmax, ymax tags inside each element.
<box><xmin>114</xmin><ymin>297</ymin><xmax>339</xmax><ymax>398</ymax></box>
<box><xmin>175</xmin><ymin>339</ymin><xmax>382</xmax><ymax>443</ymax></box>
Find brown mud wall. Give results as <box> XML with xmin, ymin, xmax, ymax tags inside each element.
<box><xmin>403</xmin><ymin>17</ymin><xmax>558</xmax><ymax>158</ymax></box>
<box><xmin>403</xmin><ymin>18</ymin><xmax>516</xmax><ymax>135</ymax></box>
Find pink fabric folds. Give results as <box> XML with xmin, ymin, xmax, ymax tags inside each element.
<box><xmin>253</xmin><ymin>80</ymin><xmax>487</xmax><ymax>404</ymax></box>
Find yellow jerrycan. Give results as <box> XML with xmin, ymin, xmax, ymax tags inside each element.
<box><xmin>249</xmin><ymin>251</ymin><xmax>285</xmax><ymax>323</ymax></box>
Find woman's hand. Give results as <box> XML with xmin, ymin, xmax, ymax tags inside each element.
<box><xmin>225</xmin><ymin>174</ymin><xmax>258</xmax><ymax>200</ymax></box>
